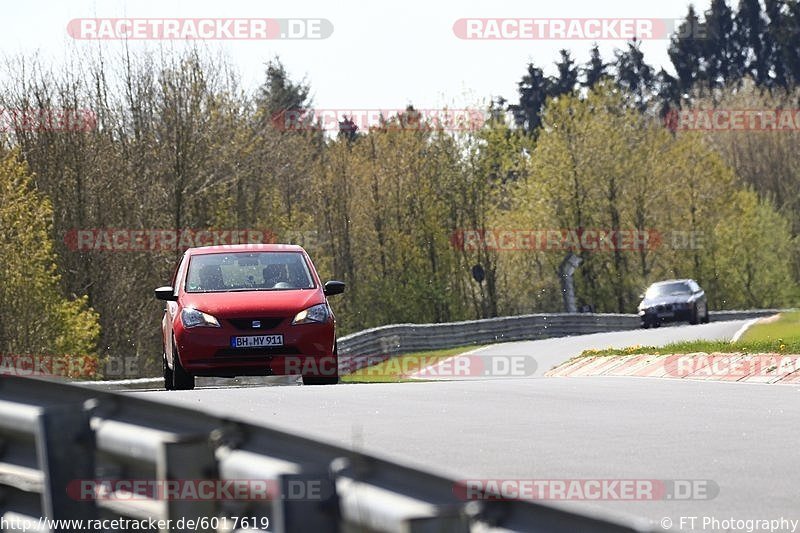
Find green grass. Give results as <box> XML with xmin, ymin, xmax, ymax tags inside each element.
<box><xmin>580</xmin><ymin>312</ymin><xmax>800</xmax><ymax>357</ymax></box>
<box><xmin>341</xmin><ymin>345</ymin><xmax>482</xmax><ymax>383</ymax></box>
<box><xmin>740</xmin><ymin>311</ymin><xmax>800</xmax><ymax>343</ymax></box>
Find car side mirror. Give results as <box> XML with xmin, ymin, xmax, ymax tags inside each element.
<box><xmin>155</xmin><ymin>286</ymin><xmax>178</xmax><ymax>301</ymax></box>
<box><xmin>323</xmin><ymin>280</ymin><xmax>346</xmax><ymax>296</ymax></box>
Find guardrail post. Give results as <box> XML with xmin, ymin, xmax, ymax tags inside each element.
<box><xmin>35</xmin><ymin>403</ymin><xmax>96</xmax><ymax>527</ymax></box>
<box><xmin>272</xmin><ymin>470</ymin><xmax>338</xmax><ymax>533</ymax></box>
<box><xmin>159</xmin><ymin>439</ymin><xmax>217</xmax><ymax>533</ymax></box>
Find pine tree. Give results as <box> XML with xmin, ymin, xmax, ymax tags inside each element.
<box><xmin>256</xmin><ymin>58</ymin><xmax>312</xmax><ymax>128</ymax></box>
<box><xmin>668</xmin><ymin>6</ymin><xmax>706</xmax><ymax>92</ymax></box>
<box><xmin>786</xmin><ymin>0</ymin><xmax>800</xmax><ymax>85</ymax></box>
<box><xmin>551</xmin><ymin>49</ymin><xmax>579</xmax><ymax>96</ymax></box>
<box><xmin>508</xmin><ymin>62</ymin><xmax>552</xmax><ymax>135</ymax></box>
<box><xmin>583</xmin><ymin>45</ymin><xmax>609</xmax><ymax>88</ymax></box>
<box><xmin>705</xmin><ymin>0</ymin><xmax>737</xmax><ymax>87</ymax></box>
<box><xmin>764</xmin><ymin>0</ymin><xmax>797</xmax><ymax>88</ymax></box>
<box><xmin>614</xmin><ymin>40</ymin><xmax>656</xmax><ymax>110</ymax></box>
<box><xmin>338</xmin><ymin>116</ymin><xmax>359</xmax><ymax>143</ymax></box>
<box><xmin>735</xmin><ymin>0</ymin><xmax>770</xmax><ymax>85</ymax></box>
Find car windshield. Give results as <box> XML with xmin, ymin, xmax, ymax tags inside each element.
<box><xmin>185</xmin><ymin>252</ymin><xmax>314</xmax><ymax>292</ymax></box>
<box><xmin>645</xmin><ymin>282</ymin><xmax>692</xmax><ymax>298</ymax></box>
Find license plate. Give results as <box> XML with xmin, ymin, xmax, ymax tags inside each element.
<box><xmin>657</xmin><ymin>312</ymin><xmax>674</xmax><ymax>318</ymax></box>
<box><xmin>231</xmin><ymin>335</ymin><xmax>284</xmax><ymax>348</ymax></box>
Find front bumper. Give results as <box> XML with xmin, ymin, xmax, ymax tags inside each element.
<box><xmin>174</xmin><ymin>320</ymin><xmax>337</xmax><ymax>377</ymax></box>
<box><xmin>640</xmin><ymin>307</ymin><xmax>693</xmax><ymax>324</ymax></box>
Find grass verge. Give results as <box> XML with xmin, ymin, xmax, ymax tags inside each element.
<box><xmin>580</xmin><ymin>312</ymin><xmax>800</xmax><ymax>357</ymax></box>
<box><xmin>341</xmin><ymin>345</ymin><xmax>482</xmax><ymax>383</ymax></box>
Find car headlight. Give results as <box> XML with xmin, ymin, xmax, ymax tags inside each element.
<box><xmin>181</xmin><ymin>308</ymin><xmax>221</xmax><ymax>328</ymax></box>
<box><xmin>292</xmin><ymin>304</ymin><xmax>330</xmax><ymax>325</ymax></box>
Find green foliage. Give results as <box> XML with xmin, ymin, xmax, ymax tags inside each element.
<box><xmin>0</xmin><ymin>46</ymin><xmax>797</xmax><ymax>378</ymax></box>
<box><xmin>0</xmin><ymin>151</ymin><xmax>100</xmax><ymax>364</ymax></box>
<box><xmin>713</xmin><ymin>191</ymin><xmax>796</xmax><ymax>308</ymax></box>
<box><xmin>497</xmin><ymin>83</ymin><xmax>797</xmax><ymax>313</ymax></box>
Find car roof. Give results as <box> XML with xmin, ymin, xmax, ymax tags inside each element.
<box><xmin>184</xmin><ymin>244</ymin><xmax>306</xmax><ymax>255</ymax></box>
<box><xmin>649</xmin><ymin>279</ymin><xmax>694</xmax><ymax>286</ymax></box>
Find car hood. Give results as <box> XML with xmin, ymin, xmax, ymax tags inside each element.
<box><xmin>640</xmin><ymin>294</ymin><xmax>694</xmax><ymax>307</ymax></box>
<box><xmin>180</xmin><ymin>289</ymin><xmax>324</xmax><ymax>317</ymax></box>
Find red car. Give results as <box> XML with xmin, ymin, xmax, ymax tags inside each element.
<box><xmin>155</xmin><ymin>244</ymin><xmax>345</xmax><ymax>390</ymax></box>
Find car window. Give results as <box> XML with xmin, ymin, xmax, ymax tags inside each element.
<box><xmin>184</xmin><ymin>252</ymin><xmax>315</xmax><ymax>292</ymax></box>
<box><xmin>170</xmin><ymin>255</ymin><xmax>186</xmax><ymax>288</ymax></box>
<box><xmin>645</xmin><ymin>282</ymin><xmax>692</xmax><ymax>298</ymax></box>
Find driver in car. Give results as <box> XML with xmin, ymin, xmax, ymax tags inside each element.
<box><xmin>262</xmin><ymin>264</ymin><xmax>290</xmax><ymax>288</ymax></box>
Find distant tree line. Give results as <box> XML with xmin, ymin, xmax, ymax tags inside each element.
<box><xmin>507</xmin><ymin>0</ymin><xmax>800</xmax><ymax>132</ymax></box>
<box><xmin>0</xmin><ymin>0</ymin><xmax>797</xmax><ymax>377</ymax></box>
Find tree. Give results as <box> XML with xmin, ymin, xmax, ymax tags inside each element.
<box><xmin>705</xmin><ymin>0</ymin><xmax>737</xmax><ymax>87</ymax></box>
<box><xmin>669</xmin><ymin>6</ymin><xmax>706</xmax><ymax>92</ymax></box>
<box><xmin>714</xmin><ymin>191</ymin><xmax>796</xmax><ymax>307</ymax></box>
<box><xmin>0</xmin><ymin>150</ymin><xmax>100</xmax><ymax>370</ymax></box>
<box><xmin>508</xmin><ymin>62</ymin><xmax>551</xmax><ymax>135</ymax></box>
<box><xmin>551</xmin><ymin>49</ymin><xmax>579</xmax><ymax>96</ymax></box>
<box><xmin>614</xmin><ymin>40</ymin><xmax>656</xmax><ymax>110</ymax></box>
<box><xmin>338</xmin><ymin>116</ymin><xmax>360</xmax><ymax>142</ymax></box>
<box><xmin>583</xmin><ymin>45</ymin><xmax>609</xmax><ymax>88</ymax></box>
<box><xmin>255</xmin><ymin>57</ymin><xmax>312</xmax><ymax>121</ymax></box>
<box><xmin>735</xmin><ymin>0</ymin><xmax>770</xmax><ymax>85</ymax></box>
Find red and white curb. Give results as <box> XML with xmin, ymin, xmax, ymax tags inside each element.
<box><xmin>546</xmin><ymin>353</ymin><xmax>800</xmax><ymax>384</ymax></box>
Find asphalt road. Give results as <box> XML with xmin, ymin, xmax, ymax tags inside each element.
<box><xmin>458</xmin><ymin>319</ymin><xmax>756</xmax><ymax>378</ymax></box>
<box><xmin>136</xmin><ymin>320</ymin><xmax>800</xmax><ymax>530</ymax></box>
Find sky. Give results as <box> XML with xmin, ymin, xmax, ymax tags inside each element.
<box><xmin>2</xmin><ymin>0</ymin><xmax>709</xmax><ymax>111</ymax></box>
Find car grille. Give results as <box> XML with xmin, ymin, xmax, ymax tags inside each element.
<box><xmin>215</xmin><ymin>347</ymin><xmax>296</xmax><ymax>357</ymax></box>
<box><xmin>227</xmin><ymin>317</ymin><xmax>285</xmax><ymax>331</ymax></box>
<box><xmin>655</xmin><ymin>304</ymin><xmax>673</xmax><ymax>312</ymax></box>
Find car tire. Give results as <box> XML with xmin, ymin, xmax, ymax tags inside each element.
<box><xmin>302</xmin><ymin>376</ymin><xmax>339</xmax><ymax>385</ymax></box>
<box><xmin>172</xmin><ymin>341</ymin><xmax>195</xmax><ymax>390</ymax></box>
<box><xmin>689</xmin><ymin>305</ymin><xmax>699</xmax><ymax>325</ymax></box>
<box><xmin>702</xmin><ymin>308</ymin><xmax>710</xmax><ymax>324</ymax></box>
<box><xmin>641</xmin><ymin>320</ymin><xmax>650</xmax><ymax>329</ymax></box>
<box><xmin>303</xmin><ymin>344</ymin><xmax>339</xmax><ymax>385</ymax></box>
<box><xmin>163</xmin><ymin>354</ymin><xmax>175</xmax><ymax>391</ymax></box>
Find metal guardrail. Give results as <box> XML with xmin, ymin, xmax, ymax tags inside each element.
<box><xmin>336</xmin><ymin>310</ymin><xmax>788</xmax><ymax>361</ymax></box>
<box><xmin>0</xmin><ymin>377</ymin><xmax>648</xmax><ymax>532</ymax></box>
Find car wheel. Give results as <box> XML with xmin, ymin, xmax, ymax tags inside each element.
<box><xmin>702</xmin><ymin>308</ymin><xmax>710</xmax><ymax>324</ymax></box>
<box><xmin>302</xmin><ymin>376</ymin><xmax>339</xmax><ymax>385</ymax></box>
<box><xmin>172</xmin><ymin>341</ymin><xmax>195</xmax><ymax>390</ymax></box>
<box><xmin>689</xmin><ymin>305</ymin><xmax>699</xmax><ymax>325</ymax></box>
<box><xmin>163</xmin><ymin>354</ymin><xmax>175</xmax><ymax>391</ymax></box>
<box><xmin>641</xmin><ymin>320</ymin><xmax>650</xmax><ymax>329</ymax></box>
<box><xmin>303</xmin><ymin>344</ymin><xmax>339</xmax><ymax>385</ymax></box>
